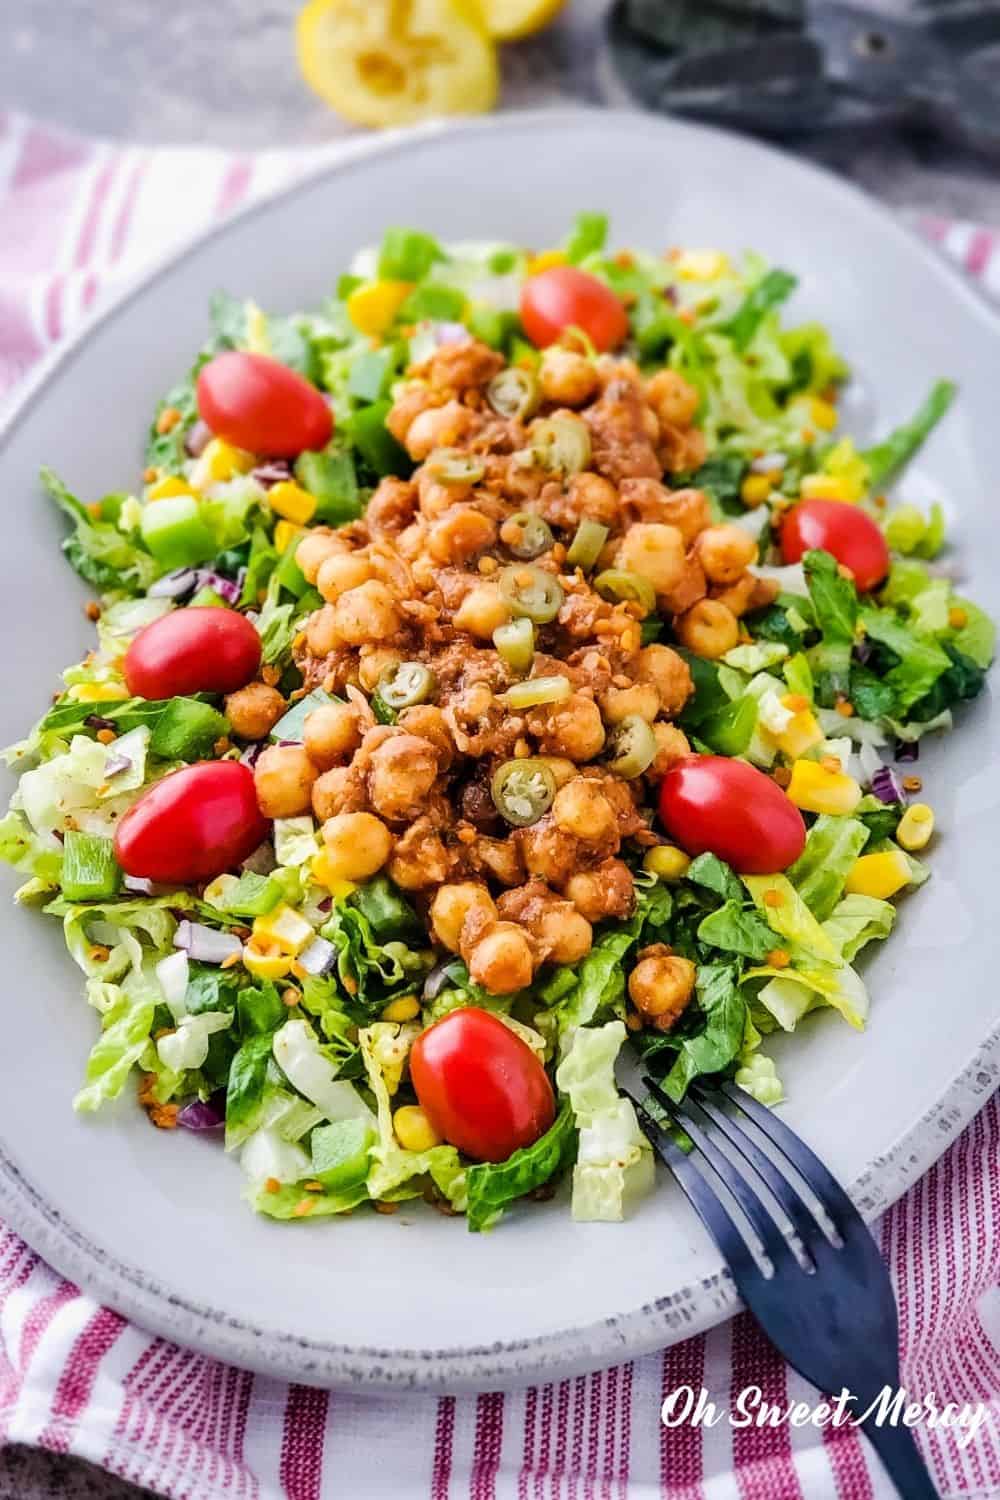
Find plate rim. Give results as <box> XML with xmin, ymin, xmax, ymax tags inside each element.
<box><xmin>1</xmin><ymin>107</ymin><xmax>998</xmax><ymax>1392</ymax></box>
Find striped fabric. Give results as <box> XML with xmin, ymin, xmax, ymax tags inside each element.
<box><xmin>0</xmin><ymin>109</ymin><xmax>998</xmax><ymax>1499</ymax></box>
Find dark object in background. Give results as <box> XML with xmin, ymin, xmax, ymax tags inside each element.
<box><xmin>606</xmin><ymin>0</ymin><xmax>1000</xmax><ymax>159</ymax></box>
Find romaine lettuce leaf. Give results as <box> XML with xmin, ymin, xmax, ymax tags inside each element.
<box><xmin>465</xmin><ymin>1100</ymin><xmax>576</xmax><ymax>1232</ymax></box>
<box><xmin>555</xmin><ymin>1021</ymin><xmax>653</xmax><ymax>1222</ymax></box>
<box><xmin>359</xmin><ymin>1023</ymin><xmax>465</xmax><ymax>1206</ymax></box>
<box><xmin>787</xmin><ymin>815</ymin><xmax>869</xmax><ymax>920</ymax></box>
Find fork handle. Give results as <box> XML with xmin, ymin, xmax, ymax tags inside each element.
<box><xmin>860</xmin><ymin>1416</ymin><xmax>940</xmax><ymax>1499</ymax></box>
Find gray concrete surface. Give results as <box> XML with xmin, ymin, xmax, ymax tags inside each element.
<box><xmin>1</xmin><ymin>2</ymin><xmax>998</xmax><ymax>1497</ymax></box>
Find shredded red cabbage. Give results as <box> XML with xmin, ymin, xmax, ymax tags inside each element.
<box><xmin>177</xmin><ymin>1097</ymin><xmax>225</xmax><ymax>1131</ymax></box>
<box><xmin>148</xmin><ymin>567</ymin><xmax>199</xmax><ymax>599</ymax></box>
<box><xmin>871</xmin><ymin>765</ymin><xmax>906</xmax><ymax>804</ymax></box>
<box><xmin>894</xmin><ymin>739</ymin><xmax>920</xmax><ymax>764</ymax></box>
<box><xmin>184</xmin><ymin>419</ymin><xmax>212</xmax><ymax>458</ymax></box>
<box><xmin>250</xmin><ymin>460</ymin><xmax>292</xmax><ymax>488</ymax></box>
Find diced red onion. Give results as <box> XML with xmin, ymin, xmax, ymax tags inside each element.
<box><xmin>894</xmin><ymin>739</ymin><xmax>920</xmax><ymax>764</ymax></box>
<box><xmin>149</xmin><ymin>567</ymin><xmax>199</xmax><ymax>599</ymax></box>
<box><xmin>423</xmin><ymin>957</ymin><xmax>463</xmax><ymax>1001</ymax></box>
<box><xmin>103</xmin><ymin>751</ymin><xmax>133</xmax><ymax>778</ymax></box>
<box><xmin>871</xmin><ymin>765</ymin><xmax>906</xmax><ymax>804</ymax></box>
<box><xmin>297</xmin><ymin>936</ymin><xmax>337</xmax><ymax>977</ymax></box>
<box><xmin>251</xmin><ymin>460</ymin><xmax>292</xmax><ymax>489</ymax></box>
<box><xmin>196</xmin><ymin>570</ymin><xmax>242</xmax><ymax>606</ymax></box>
<box><xmin>84</xmin><ymin>713</ymin><xmax>118</xmax><ymax>731</ymax></box>
<box><xmin>239</xmin><ymin>743</ymin><xmax>266</xmax><ymax>769</ymax></box>
<box><xmin>241</xmin><ymin>840</ymin><xmax>276</xmax><ymax>875</ymax></box>
<box><xmin>173</xmin><ymin>921</ymin><xmax>243</xmax><ymax>965</ymax></box>
<box><xmin>433</xmin><ymin>321</ymin><xmax>472</xmax><ymax>346</ymax></box>
<box><xmin>750</xmin><ymin>451</ymin><xmax>787</xmax><ymax>474</ymax></box>
<box><xmin>177</xmin><ymin>1097</ymin><xmax>225</xmax><ymax>1131</ymax></box>
<box><xmin>123</xmin><ymin>875</ymin><xmax>155</xmax><ymax>895</ymax></box>
<box><xmin>184</xmin><ymin>419</ymin><xmax>213</xmax><ymax>458</ymax></box>
<box><xmin>852</xmin><ymin>639</ymin><xmax>874</xmax><ymax>667</ymax></box>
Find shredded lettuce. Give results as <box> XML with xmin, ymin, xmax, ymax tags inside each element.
<box><xmin>555</xmin><ymin>1022</ymin><xmax>654</xmax><ymax>1222</ymax></box>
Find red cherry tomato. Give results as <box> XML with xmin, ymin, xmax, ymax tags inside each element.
<box><xmin>114</xmin><ymin>761</ymin><xmax>268</xmax><ymax>884</ymax></box>
<box><xmin>124</xmin><ymin>607</ymin><xmax>261</xmax><ymax>701</ymax></box>
<box><xmin>410</xmin><ymin>1008</ymin><xmax>556</xmax><ymax>1164</ymax></box>
<box><xmin>520</xmin><ymin>266</ymin><xmax>629</xmax><ymax>352</ymax></box>
<box><xmin>196</xmin><ymin>351</ymin><xmax>332</xmax><ymax>458</ymax></box>
<box><xmin>658</xmin><ymin>755</ymin><xmax>806</xmax><ymax>875</ymax></box>
<box><xmin>781</xmin><ymin>500</ymin><xmax>890</xmax><ymax>594</ymax></box>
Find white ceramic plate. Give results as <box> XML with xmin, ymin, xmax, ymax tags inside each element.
<box><xmin>1</xmin><ymin>111</ymin><xmax>998</xmax><ymax>1393</ymax></box>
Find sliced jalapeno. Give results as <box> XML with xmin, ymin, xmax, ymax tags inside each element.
<box><xmin>604</xmin><ymin>714</ymin><xmax>657</xmax><ymax>779</ymax></box>
<box><xmin>593</xmin><ymin>568</ymin><xmax>657</xmax><ymax>616</ymax></box>
<box><xmin>487</xmin><ymin>367</ymin><xmax>540</xmax><ymax>422</ymax></box>
<box><xmin>565</xmin><ymin>518</ymin><xmax>609</xmax><ymax>572</ymax></box>
<box><xmin>503</xmin><ymin>674</ymin><xmax>572</xmax><ymax>710</ymax></box>
<box><xmin>531</xmin><ymin>414</ymin><xmax>591</xmax><ymax>475</ymax></box>
<box><xmin>493</xmin><ymin>617</ymin><xmax>535</xmax><ymax>676</ymax></box>
<box><xmin>491</xmin><ymin>758</ymin><xmax>557</xmax><ymax>827</ymax></box>
<box><xmin>500</xmin><ymin>511</ymin><xmax>554</xmax><ymax>560</ymax></box>
<box><xmin>425</xmin><ymin>447</ymin><xmax>485</xmax><ymax>486</ymax></box>
<box><xmin>498</xmin><ymin>563</ymin><xmax>564</xmax><ymax>624</ymax></box>
<box><xmin>377</xmin><ymin>660</ymin><xmax>437</xmax><ymax>710</ymax></box>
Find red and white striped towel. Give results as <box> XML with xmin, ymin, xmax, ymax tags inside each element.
<box><xmin>0</xmin><ymin>109</ymin><xmax>998</xmax><ymax>1499</ymax></box>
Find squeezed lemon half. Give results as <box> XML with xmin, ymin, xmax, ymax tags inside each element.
<box><xmin>296</xmin><ymin>0</ymin><xmax>499</xmax><ymax>128</ymax></box>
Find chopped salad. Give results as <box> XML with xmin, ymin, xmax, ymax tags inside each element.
<box><xmin>2</xmin><ymin>216</ymin><xmax>994</xmax><ymax>1231</ymax></box>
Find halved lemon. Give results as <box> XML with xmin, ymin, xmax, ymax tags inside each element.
<box><xmin>481</xmin><ymin>0</ymin><xmax>566</xmax><ymax>41</ymax></box>
<box><xmin>296</xmin><ymin>0</ymin><xmax>498</xmax><ymax>129</ymax></box>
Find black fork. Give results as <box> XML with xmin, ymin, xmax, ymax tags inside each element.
<box><xmin>616</xmin><ymin>1052</ymin><xmax>939</xmax><ymax>1498</ymax></box>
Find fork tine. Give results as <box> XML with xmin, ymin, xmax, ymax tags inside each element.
<box><xmin>690</xmin><ymin>1088</ymin><xmax>834</xmax><ymax>1255</ymax></box>
<box><xmin>720</xmin><ymin>1082</ymin><xmax>863</xmax><ymax>1233</ymax></box>
<box><xmin>642</xmin><ymin>1077</ymin><xmax>805</xmax><ymax>1275</ymax></box>
<box><xmin>629</xmin><ymin>1095</ymin><xmax>763</xmax><ymax>1286</ymax></box>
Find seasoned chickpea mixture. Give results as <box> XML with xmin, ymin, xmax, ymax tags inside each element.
<box><xmin>247</xmin><ymin>338</ymin><xmax>774</xmax><ymax>996</ymax></box>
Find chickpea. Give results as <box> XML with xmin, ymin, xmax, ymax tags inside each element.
<box><xmin>386</xmin><ymin>384</ymin><xmax>435</xmax><ymax>446</ymax></box>
<box><xmin>224</xmin><ymin>682</ymin><xmax>286</xmax><ymax>741</ymax></box>
<box><xmin>677</xmin><ymin>426</ymin><xmax>708</xmax><ymax>471</ymax></box>
<box><xmin>695</xmin><ymin>524</ymin><xmax>758</xmax><ymax>586</ymax></box>
<box><xmin>397</xmin><ymin>705</ymin><xmax>454</xmax><ymax>769</ymax></box>
<box><xmin>566</xmin><ymin>471</ymin><xmax>619</xmax><ymax>528</ymax></box>
<box><xmin>654</xmin><ymin>487</ymin><xmax>712</xmax><ymax>546</ymax></box>
<box><xmin>453</xmin><ymin>584</ymin><xmax>511</xmax><ymax>640</ymax></box>
<box><xmin>316</xmin><ymin>550</ymin><xmax>373</xmax><ymax>604</ymax></box>
<box><xmin>634</xmin><ymin>644</ymin><xmax>694</xmax><ymax>715</ymax></box>
<box><xmin>427</xmin><ymin>507</ymin><xmax>497</xmax><ymax>565</ymax></box>
<box><xmin>295</xmin><ymin>529</ymin><xmax>344</xmax><ymax>585</ymax></box>
<box><xmin>365</xmin><ymin>476</ymin><xmax>417</xmax><ymax>538</ymax></box>
<box><xmin>617</xmin><ymin>523</ymin><xmax>686</xmax><ymax>597</ymax></box>
<box><xmin>675</xmin><ymin>599</ymin><xmax>739</xmax><ymax>659</ymax></box>
<box><xmin>650</xmin><ymin>722</ymin><xmax>691</xmax><ymax>776</ymax></box>
<box><xmin>312</xmin><ymin>765</ymin><xmax>366</xmax><ymax>821</ymax></box>
<box><xmin>539</xmin><ymin>347</ymin><xmax>599</xmax><ymax>407</ymax></box>
<box><xmin>552</xmin><ymin>779</ymin><xmax>618</xmax><ymax>845</ymax></box>
<box><xmin>417</xmin><ymin>466</ymin><xmax>464</xmax><ymax>520</ymax></box>
<box><xmin>358</xmin><ymin>647</ymin><xmax>402</xmax><ymax>693</ymax></box>
<box><xmin>601</xmin><ymin>682</ymin><xmax>660</xmax><ymax>725</ymax></box>
<box><xmin>646</xmin><ymin>369</ymin><xmax>700</xmax><ymax>428</ymax></box>
<box><xmin>466</xmin><ymin>922</ymin><xmax>534</xmax><ymax>995</ymax></box>
<box><xmin>536</xmin><ymin>756</ymin><xmax>578</xmax><ymax>788</ymax></box>
<box><xmin>527</xmin><ymin>693</ymin><xmax>605</xmax><ymax>762</ymax></box>
<box><xmin>537</xmin><ymin>906</ymin><xmax>593</xmax><ymax>964</ymax></box>
<box><xmin>710</xmin><ymin>572</ymin><xmax>759</xmax><ymax>618</ymax></box>
<box><xmin>321</xmin><ymin>811</ymin><xmax>392</xmax><ymax>882</ymax></box>
<box><xmin>253</xmin><ymin>745</ymin><xmax>318</xmax><ymax>819</ymax></box>
<box><xmin>333</xmin><ymin>580</ymin><xmax>401</xmax><ymax>646</ymax></box>
<box><xmin>306</xmin><ymin>603</ymin><xmax>341</xmax><ymax>657</ymax></box>
<box><xmin>405</xmin><ymin>400</ymin><xmax>480</xmax><ymax>462</ymax></box>
<box><xmin>367</xmin><ymin>734</ymin><xmax>439</xmax><ymax>821</ymax></box>
<box><xmin>563</xmin><ymin>858</ymin><xmax>635</xmax><ymax>922</ymax></box>
<box><xmin>430</xmin><ymin>882</ymin><xmax>497</xmax><ymax>954</ymax></box>
<box><xmin>302</xmin><ymin>702</ymin><xmax>361</xmax><ymax>770</ymax></box>
<box><xmin>388</xmin><ymin>821</ymin><xmax>451</xmax><ymax>890</ymax></box>
<box><xmin>396</xmin><ymin>520</ymin><xmax>428</xmax><ymax>559</ymax></box>
<box><xmin>628</xmin><ymin>951</ymin><xmax>696</xmax><ymax>1032</ymax></box>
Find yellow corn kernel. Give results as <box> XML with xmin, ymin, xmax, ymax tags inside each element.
<box><xmin>268</xmin><ymin>481</ymin><xmax>317</xmax><ymax>526</ymax></box>
<box><xmin>777</xmin><ymin>710</ymin><xmax>823</xmax><ymax>760</ymax></box>
<box><xmin>274</xmin><ymin>519</ymin><xmax>304</xmax><ymax>555</ymax></box>
<box><xmin>382</xmin><ymin>995</ymin><xmax>421</xmax><ymax>1023</ymax></box>
<box><xmin>346</xmin><ymin>280</ymin><xmax>413</xmax><ymax>337</ymax></box>
<box><xmin>69</xmin><ymin>682</ymin><xmax>129</xmax><ymax>703</ymax></box>
<box><xmin>245</xmin><ymin>300</ymin><xmax>270</xmax><ymax>355</ymax></box>
<box><xmin>800</xmin><ymin>474</ymin><xmax>856</xmax><ymax>503</ymax></box>
<box><xmin>311</xmin><ymin>850</ymin><xmax>357</xmax><ymax>898</ymax></box>
<box><xmin>896</xmin><ymin>803</ymin><xmax>935</xmax><ymax>853</ymax></box>
<box><xmin>844</xmin><ymin>848</ymin><xmax>912</xmax><ymax>900</ymax></box>
<box><xmin>525</xmin><ymin>248</ymin><xmax>567</xmax><ymax>277</ymax></box>
<box><xmin>741</xmin><ymin>473</ymin><xmax>773</xmax><ymax>507</ymax></box>
<box><xmin>393</xmin><ymin>1105</ymin><xmax>441</xmax><ymax>1153</ymax></box>
<box><xmin>193</xmin><ymin>437</ymin><xmax>255</xmax><ymax>486</ymax></box>
<box><xmin>787</xmin><ymin>758</ymin><xmax>863</xmax><ymax>816</ymax></box>
<box><xmin>243</xmin><ymin>942</ymin><xmax>293</xmax><ymax>981</ymax></box>
<box><xmin>252</xmin><ymin>904</ymin><xmax>315</xmax><ymax>956</ymax></box>
<box><xmin>147</xmin><ymin>475</ymin><xmax>197</xmax><ymax>502</ymax></box>
<box><xmin>676</xmin><ymin>249</ymin><xmax>730</xmax><ymax>281</ymax></box>
<box><xmin>809</xmin><ymin>397</ymin><xmax>839</xmax><ymax>432</ymax></box>
<box><xmin>643</xmin><ymin>845</ymin><xmax>691</xmax><ymax>882</ymax></box>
